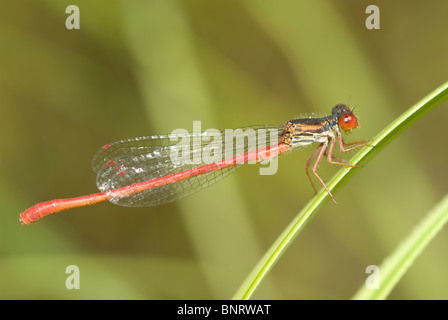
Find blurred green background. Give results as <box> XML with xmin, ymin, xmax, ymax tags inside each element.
<box><xmin>1</xmin><ymin>0</ymin><xmax>448</xmax><ymax>299</ymax></box>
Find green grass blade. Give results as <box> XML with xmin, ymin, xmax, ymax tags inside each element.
<box><xmin>352</xmin><ymin>194</ymin><xmax>448</xmax><ymax>300</ymax></box>
<box><xmin>233</xmin><ymin>81</ymin><xmax>448</xmax><ymax>300</ymax></box>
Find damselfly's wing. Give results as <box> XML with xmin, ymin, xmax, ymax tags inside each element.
<box><xmin>92</xmin><ymin>125</ymin><xmax>282</xmax><ymax>207</ymax></box>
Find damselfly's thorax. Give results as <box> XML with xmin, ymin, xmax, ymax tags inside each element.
<box><xmin>279</xmin><ymin>104</ymin><xmax>359</xmax><ymax>149</ymax></box>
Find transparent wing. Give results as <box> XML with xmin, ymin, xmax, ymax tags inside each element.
<box><xmin>92</xmin><ymin>125</ymin><xmax>282</xmax><ymax>207</ymax></box>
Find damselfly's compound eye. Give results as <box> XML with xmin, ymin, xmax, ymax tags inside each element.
<box><xmin>338</xmin><ymin>113</ymin><xmax>359</xmax><ymax>131</ymax></box>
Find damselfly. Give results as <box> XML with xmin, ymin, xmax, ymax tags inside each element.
<box><xmin>20</xmin><ymin>104</ymin><xmax>370</xmax><ymax>225</ymax></box>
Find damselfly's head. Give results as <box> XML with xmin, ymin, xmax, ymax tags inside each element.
<box><xmin>332</xmin><ymin>104</ymin><xmax>359</xmax><ymax>132</ymax></box>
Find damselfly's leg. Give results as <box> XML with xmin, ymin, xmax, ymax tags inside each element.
<box><xmin>326</xmin><ymin>134</ymin><xmax>363</xmax><ymax>168</ymax></box>
<box><xmin>309</xmin><ymin>140</ymin><xmax>337</xmax><ymax>204</ymax></box>
<box><xmin>305</xmin><ymin>133</ymin><xmax>372</xmax><ymax>203</ymax></box>
<box><xmin>305</xmin><ymin>143</ymin><xmax>323</xmax><ymax>194</ymax></box>
<box><xmin>337</xmin><ymin>132</ymin><xmax>373</xmax><ymax>152</ymax></box>
<box><xmin>324</xmin><ymin>147</ymin><xmax>346</xmax><ymax>164</ymax></box>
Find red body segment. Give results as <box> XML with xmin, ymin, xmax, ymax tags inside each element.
<box><xmin>20</xmin><ymin>143</ymin><xmax>291</xmax><ymax>224</ymax></box>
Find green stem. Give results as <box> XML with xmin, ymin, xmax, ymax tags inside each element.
<box><xmin>352</xmin><ymin>194</ymin><xmax>448</xmax><ymax>300</ymax></box>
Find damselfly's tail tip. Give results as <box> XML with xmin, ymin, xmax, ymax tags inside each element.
<box><xmin>19</xmin><ymin>214</ymin><xmax>30</xmax><ymax>225</ymax></box>
<box><xmin>19</xmin><ymin>209</ymin><xmax>34</xmax><ymax>225</ymax></box>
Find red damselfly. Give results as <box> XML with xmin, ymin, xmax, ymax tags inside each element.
<box><xmin>20</xmin><ymin>104</ymin><xmax>370</xmax><ymax>225</ymax></box>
